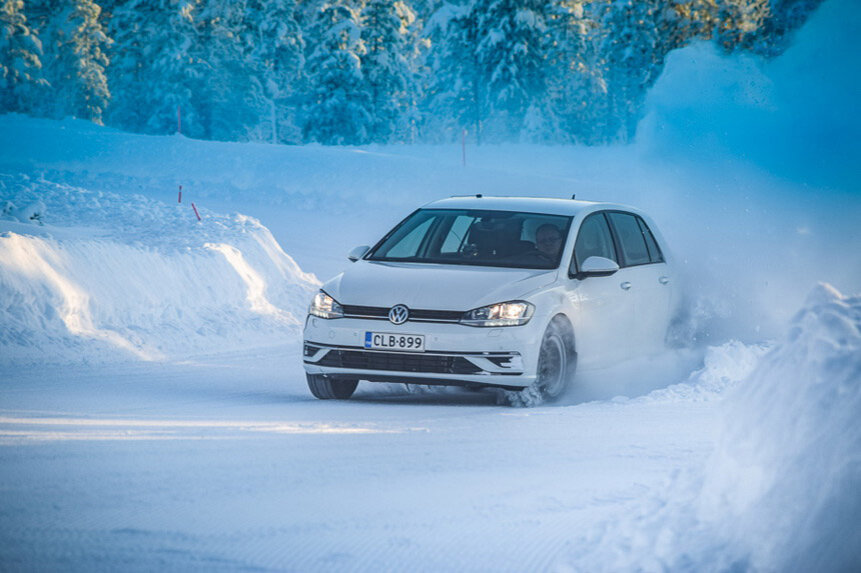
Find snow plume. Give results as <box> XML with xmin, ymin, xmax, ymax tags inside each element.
<box><xmin>560</xmin><ymin>284</ymin><xmax>861</xmax><ymax>571</ymax></box>
<box><xmin>632</xmin><ymin>0</ymin><xmax>861</xmax><ymax>344</ymax></box>
<box><xmin>638</xmin><ymin>0</ymin><xmax>861</xmax><ymax>189</ymax></box>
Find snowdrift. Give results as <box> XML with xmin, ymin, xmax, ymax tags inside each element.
<box><xmin>561</xmin><ymin>284</ymin><xmax>861</xmax><ymax>571</ymax></box>
<box><xmin>0</xmin><ymin>175</ymin><xmax>318</xmax><ymax>365</ymax></box>
<box><xmin>700</xmin><ymin>284</ymin><xmax>861</xmax><ymax>571</ymax></box>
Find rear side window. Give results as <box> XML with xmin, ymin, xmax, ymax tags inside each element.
<box><xmin>607</xmin><ymin>212</ymin><xmax>650</xmax><ymax>267</ymax></box>
<box><xmin>572</xmin><ymin>213</ymin><xmax>617</xmax><ymax>271</ymax></box>
<box><xmin>638</xmin><ymin>217</ymin><xmax>664</xmax><ymax>263</ymax></box>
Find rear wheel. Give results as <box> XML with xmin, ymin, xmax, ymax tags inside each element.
<box><xmin>306</xmin><ymin>374</ymin><xmax>358</xmax><ymax>400</ymax></box>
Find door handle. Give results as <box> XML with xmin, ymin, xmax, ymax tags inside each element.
<box><xmin>659</xmin><ymin>276</ymin><xmax>670</xmax><ymax>285</ymax></box>
<box><xmin>620</xmin><ymin>281</ymin><xmax>632</xmax><ymax>290</ymax></box>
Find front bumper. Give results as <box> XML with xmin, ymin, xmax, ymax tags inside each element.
<box><xmin>302</xmin><ymin>316</ymin><xmax>541</xmax><ymax>389</ymax></box>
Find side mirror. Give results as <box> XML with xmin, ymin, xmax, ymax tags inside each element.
<box><xmin>578</xmin><ymin>256</ymin><xmax>620</xmax><ymax>278</ymax></box>
<box><xmin>347</xmin><ymin>245</ymin><xmax>371</xmax><ymax>262</ymax></box>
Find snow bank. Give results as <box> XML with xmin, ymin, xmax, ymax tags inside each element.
<box><xmin>697</xmin><ymin>283</ymin><xmax>861</xmax><ymax>571</ymax></box>
<box><xmin>0</xmin><ymin>175</ymin><xmax>318</xmax><ymax>365</ymax></box>
<box><xmin>560</xmin><ymin>284</ymin><xmax>861</xmax><ymax>571</ymax></box>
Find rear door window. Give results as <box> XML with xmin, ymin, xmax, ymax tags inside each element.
<box><xmin>607</xmin><ymin>212</ymin><xmax>650</xmax><ymax>267</ymax></box>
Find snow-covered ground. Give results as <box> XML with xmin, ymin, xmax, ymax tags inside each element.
<box><xmin>1</xmin><ymin>1</ymin><xmax>859</xmax><ymax>570</ymax></box>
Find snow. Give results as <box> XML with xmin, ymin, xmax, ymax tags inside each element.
<box><xmin>1</xmin><ymin>0</ymin><xmax>860</xmax><ymax>569</ymax></box>
<box><xmin>0</xmin><ymin>174</ymin><xmax>318</xmax><ymax>365</ymax></box>
<box><xmin>560</xmin><ymin>284</ymin><xmax>861</xmax><ymax>572</ymax></box>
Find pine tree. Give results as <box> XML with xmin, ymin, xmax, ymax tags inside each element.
<box><xmin>749</xmin><ymin>0</ymin><xmax>823</xmax><ymax>57</ymax></box>
<box><xmin>137</xmin><ymin>0</ymin><xmax>202</xmax><ymax>137</ymax></box>
<box><xmin>715</xmin><ymin>0</ymin><xmax>770</xmax><ymax>52</ymax></box>
<box><xmin>423</xmin><ymin>1</ymin><xmax>483</xmax><ymax>142</ymax></box>
<box><xmin>0</xmin><ymin>0</ymin><xmax>44</xmax><ymax>112</ymax></box>
<box><xmin>473</xmin><ymin>0</ymin><xmax>548</xmax><ymax>141</ymax></box>
<box><xmin>104</xmin><ymin>0</ymin><xmax>152</xmax><ymax>132</ymax></box>
<box><xmin>543</xmin><ymin>0</ymin><xmax>599</xmax><ymax>143</ymax></box>
<box><xmin>360</xmin><ymin>0</ymin><xmax>419</xmax><ymax>142</ymax></box>
<box><xmin>243</xmin><ymin>0</ymin><xmax>305</xmax><ymax>143</ymax></box>
<box><xmin>40</xmin><ymin>0</ymin><xmax>111</xmax><ymax>123</ymax></box>
<box><xmin>106</xmin><ymin>0</ymin><xmax>203</xmax><ymax>137</ymax></box>
<box><xmin>302</xmin><ymin>0</ymin><xmax>371</xmax><ymax>145</ymax></box>
<box><xmin>599</xmin><ymin>0</ymin><xmax>666</xmax><ymax>141</ymax></box>
<box><xmin>194</xmin><ymin>0</ymin><xmax>262</xmax><ymax>141</ymax></box>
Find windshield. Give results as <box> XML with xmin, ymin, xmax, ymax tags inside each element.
<box><xmin>366</xmin><ymin>209</ymin><xmax>572</xmax><ymax>270</ymax></box>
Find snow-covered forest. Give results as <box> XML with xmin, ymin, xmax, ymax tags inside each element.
<box><xmin>1</xmin><ymin>0</ymin><xmax>859</xmax><ymax>569</ymax></box>
<box><xmin>2</xmin><ymin>0</ymin><xmax>823</xmax><ymax>145</ymax></box>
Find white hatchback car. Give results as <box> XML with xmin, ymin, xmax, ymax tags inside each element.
<box><xmin>303</xmin><ymin>196</ymin><xmax>676</xmax><ymax>405</ymax></box>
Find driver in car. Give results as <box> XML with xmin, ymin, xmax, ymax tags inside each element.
<box><xmin>535</xmin><ymin>224</ymin><xmax>563</xmax><ymax>259</ymax></box>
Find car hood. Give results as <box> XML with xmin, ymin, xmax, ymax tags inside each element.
<box><xmin>323</xmin><ymin>261</ymin><xmax>558</xmax><ymax>311</ymax></box>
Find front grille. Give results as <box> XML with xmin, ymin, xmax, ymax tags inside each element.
<box><xmin>341</xmin><ymin>304</ymin><xmax>463</xmax><ymax>323</ymax></box>
<box><xmin>317</xmin><ymin>349</ymin><xmax>481</xmax><ymax>374</ymax></box>
<box><xmin>411</xmin><ymin>309</ymin><xmax>464</xmax><ymax>321</ymax></box>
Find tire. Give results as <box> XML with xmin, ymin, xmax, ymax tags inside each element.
<box><xmin>506</xmin><ymin>318</ymin><xmax>575</xmax><ymax>407</ymax></box>
<box><xmin>306</xmin><ymin>374</ymin><xmax>358</xmax><ymax>400</ymax></box>
<box><xmin>536</xmin><ymin>327</ymin><xmax>569</xmax><ymax>401</ymax></box>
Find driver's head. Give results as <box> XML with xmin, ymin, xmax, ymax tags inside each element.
<box><xmin>536</xmin><ymin>224</ymin><xmax>563</xmax><ymax>258</ymax></box>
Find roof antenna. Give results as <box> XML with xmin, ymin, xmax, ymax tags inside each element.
<box><xmin>571</xmin><ymin>194</ymin><xmax>576</xmax><ymax>200</ymax></box>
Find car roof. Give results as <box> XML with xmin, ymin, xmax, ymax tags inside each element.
<box><xmin>422</xmin><ymin>195</ymin><xmax>634</xmax><ymax>217</ymax></box>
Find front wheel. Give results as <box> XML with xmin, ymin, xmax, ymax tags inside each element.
<box><xmin>536</xmin><ymin>329</ymin><xmax>569</xmax><ymax>400</ymax></box>
<box><xmin>306</xmin><ymin>374</ymin><xmax>358</xmax><ymax>400</ymax></box>
<box><xmin>505</xmin><ymin>320</ymin><xmax>574</xmax><ymax>407</ymax></box>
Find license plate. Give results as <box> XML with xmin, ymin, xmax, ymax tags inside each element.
<box><xmin>364</xmin><ymin>332</ymin><xmax>425</xmax><ymax>352</ymax></box>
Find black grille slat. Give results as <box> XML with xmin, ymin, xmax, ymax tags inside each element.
<box><xmin>341</xmin><ymin>305</ymin><xmax>463</xmax><ymax>322</ymax></box>
<box><xmin>409</xmin><ymin>309</ymin><xmax>463</xmax><ymax>321</ymax></box>
<box><xmin>342</xmin><ymin>305</ymin><xmax>389</xmax><ymax>317</ymax></box>
<box><xmin>318</xmin><ymin>350</ymin><xmax>481</xmax><ymax>374</ymax></box>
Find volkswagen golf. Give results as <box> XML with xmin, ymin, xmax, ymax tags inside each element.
<box><xmin>302</xmin><ymin>196</ymin><xmax>676</xmax><ymax>405</ymax></box>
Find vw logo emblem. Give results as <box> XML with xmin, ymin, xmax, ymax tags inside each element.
<box><xmin>388</xmin><ymin>304</ymin><xmax>409</xmax><ymax>325</ymax></box>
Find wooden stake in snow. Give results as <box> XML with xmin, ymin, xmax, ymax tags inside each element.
<box><xmin>178</xmin><ymin>185</ymin><xmax>182</xmax><ymax>203</ymax></box>
<box><xmin>192</xmin><ymin>202</ymin><xmax>201</xmax><ymax>221</ymax></box>
<box><xmin>462</xmin><ymin>129</ymin><xmax>467</xmax><ymax>167</ymax></box>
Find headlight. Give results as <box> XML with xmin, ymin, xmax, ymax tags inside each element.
<box><xmin>460</xmin><ymin>301</ymin><xmax>534</xmax><ymax>327</ymax></box>
<box><xmin>309</xmin><ymin>291</ymin><xmax>343</xmax><ymax>319</ymax></box>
